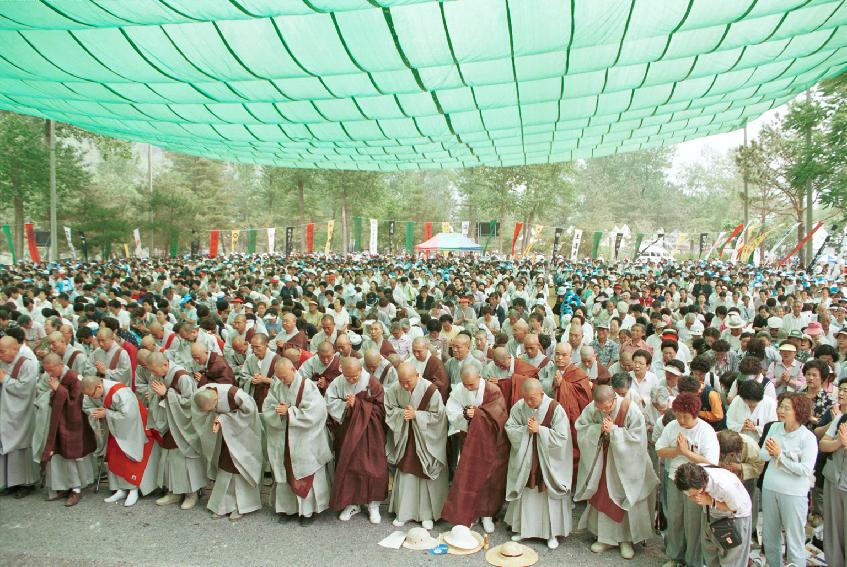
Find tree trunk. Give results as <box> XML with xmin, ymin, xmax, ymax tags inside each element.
<box><xmin>297</xmin><ymin>178</ymin><xmax>306</xmax><ymax>252</ymax></box>
<box><xmin>497</xmin><ymin>203</ymin><xmax>506</xmax><ymax>253</ymax></box>
<box><xmin>13</xmin><ymin>195</ymin><xmax>24</xmax><ymax>262</ymax></box>
<box><xmin>796</xmin><ymin>211</ymin><xmax>805</xmax><ymax>265</ymax></box>
<box><xmin>340</xmin><ymin>186</ymin><xmax>349</xmax><ymax>254</ymax></box>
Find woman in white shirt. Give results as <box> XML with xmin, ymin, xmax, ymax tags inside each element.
<box><xmin>759</xmin><ymin>393</ymin><xmax>818</xmax><ymax>567</ymax></box>
<box><xmin>656</xmin><ymin>392</ymin><xmax>720</xmax><ymax>567</ymax></box>
<box><xmin>331</xmin><ymin>298</ymin><xmax>350</xmax><ymax>332</ymax></box>
<box><xmin>726</xmin><ymin>379</ymin><xmax>777</xmax><ymax>443</ymax></box>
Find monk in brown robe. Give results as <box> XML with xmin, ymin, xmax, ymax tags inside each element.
<box><xmin>441</xmin><ymin>364</ymin><xmax>509</xmax><ymax>533</ymax></box>
<box><xmin>540</xmin><ymin>341</ymin><xmax>592</xmax><ymax>484</ymax></box>
<box><xmin>325</xmin><ymin>357</ymin><xmax>388</xmax><ymax>524</ymax></box>
<box><xmin>191</xmin><ymin>343</ymin><xmax>235</xmax><ymax>387</ymax></box>
<box><xmin>484</xmin><ymin>347</ymin><xmax>539</xmax><ymax>407</ymax></box>
<box><xmin>409</xmin><ymin>337</ymin><xmax>449</xmax><ymax>401</ymax></box>
<box><xmin>273</xmin><ymin>313</ymin><xmax>309</xmax><ymax>352</ymax></box>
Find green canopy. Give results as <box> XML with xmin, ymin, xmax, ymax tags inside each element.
<box><xmin>0</xmin><ymin>0</ymin><xmax>845</xmax><ymax>170</ymax></box>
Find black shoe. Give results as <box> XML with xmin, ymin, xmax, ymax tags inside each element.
<box><xmin>278</xmin><ymin>513</ymin><xmax>295</xmax><ymax>523</ymax></box>
<box><xmin>298</xmin><ymin>515</ymin><xmax>315</xmax><ymax>527</ymax></box>
<box><xmin>13</xmin><ymin>485</ymin><xmax>34</xmax><ymax>499</ymax></box>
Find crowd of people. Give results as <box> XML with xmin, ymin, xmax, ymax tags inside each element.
<box><xmin>1</xmin><ymin>252</ymin><xmax>846</xmax><ymax>566</ymax></box>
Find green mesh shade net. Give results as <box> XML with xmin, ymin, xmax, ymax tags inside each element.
<box><xmin>0</xmin><ymin>0</ymin><xmax>846</xmax><ymax>170</ymax></box>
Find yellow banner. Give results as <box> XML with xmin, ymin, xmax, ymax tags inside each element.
<box><xmin>523</xmin><ymin>224</ymin><xmax>545</xmax><ymax>255</ymax></box>
<box><xmin>739</xmin><ymin>229</ymin><xmax>771</xmax><ymax>262</ymax></box>
<box><xmin>325</xmin><ymin>220</ymin><xmax>335</xmax><ymax>255</ymax></box>
<box><xmin>442</xmin><ymin>221</ymin><xmax>453</xmax><ymax>233</ymax></box>
<box><xmin>123</xmin><ymin>243</ymin><xmax>130</xmax><ymax>258</ymax></box>
<box><xmin>231</xmin><ymin>229</ymin><xmax>240</xmax><ymax>253</ymax></box>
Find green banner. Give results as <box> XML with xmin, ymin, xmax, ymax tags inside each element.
<box><xmin>353</xmin><ymin>216</ymin><xmax>362</xmax><ymax>252</ymax></box>
<box><xmin>405</xmin><ymin>222</ymin><xmax>414</xmax><ymax>254</ymax></box>
<box><xmin>482</xmin><ymin>220</ymin><xmax>497</xmax><ymax>254</ymax></box>
<box><xmin>169</xmin><ymin>233</ymin><xmax>178</xmax><ymax>258</ymax></box>
<box><xmin>247</xmin><ymin>228</ymin><xmax>257</xmax><ymax>254</ymax></box>
<box><xmin>2</xmin><ymin>224</ymin><xmax>15</xmax><ymax>263</ymax></box>
<box><xmin>633</xmin><ymin>232</ymin><xmax>645</xmax><ymax>259</ymax></box>
<box><xmin>591</xmin><ymin>231</ymin><xmax>603</xmax><ymax>259</ymax></box>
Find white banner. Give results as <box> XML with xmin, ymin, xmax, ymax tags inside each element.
<box><xmin>267</xmin><ymin>228</ymin><xmax>276</xmax><ymax>254</ymax></box>
<box><xmin>704</xmin><ymin>231</ymin><xmax>726</xmax><ymax>260</ymax></box>
<box><xmin>570</xmin><ymin>229</ymin><xmax>583</xmax><ymax>261</ymax></box>
<box><xmin>369</xmin><ymin>218</ymin><xmax>378</xmax><ymax>255</ymax></box>
<box><xmin>461</xmin><ymin>221</ymin><xmax>470</xmax><ymax>236</ymax></box>
<box><xmin>63</xmin><ymin>226</ymin><xmax>76</xmax><ymax>259</ymax></box>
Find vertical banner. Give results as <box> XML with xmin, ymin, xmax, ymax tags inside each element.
<box><xmin>510</xmin><ymin>223</ymin><xmax>524</xmax><ymax>256</ymax></box>
<box><xmin>285</xmin><ymin>226</ymin><xmax>294</xmax><ymax>257</ymax></box>
<box><xmin>230</xmin><ymin>229</ymin><xmax>240</xmax><ymax>254</ymax></box>
<box><xmin>552</xmin><ymin>227</ymin><xmax>563</xmax><ymax>257</ymax></box>
<box><xmin>169</xmin><ymin>232</ymin><xmax>178</xmax><ymax>258</ymax></box>
<box><xmin>64</xmin><ymin>226</ymin><xmax>76</xmax><ymax>259</ymax></box>
<box><xmin>353</xmin><ymin>216</ymin><xmax>363</xmax><ymax>252</ymax></box>
<box><xmin>388</xmin><ymin>221</ymin><xmax>396</xmax><ymax>253</ymax></box>
<box><xmin>424</xmin><ymin>221</ymin><xmax>433</xmax><ymax>241</ymax></box>
<box><xmin>732</xmin><ymin>222</ymin><xmax>755</xmax><ymax>261</ymax></box>
<box><xmin>461</xmin><ymin>221</ymin><xmax>470</xmax><ymax>236</ymax></box>
<box><xmin>482</xmin><ymin>220</ymin><xmax>497</xmax><ymax>254</ymax></box>
<box><xmin>717</xmin><ymin>223</ymin><xmax>744</xmax><ymax>258</ymax></box>
<box><xmin>369</xmin><ymin>218</ymin><xmax>378</xmax><ymax>255</ymax></box>
<box><xmin>247</xmin><ymin>228</ymin><xmax>257</xmax><ymax>254</ymax></box>
<box><xmin>325</xmin><ymin>220</ymin><xmax>334</xmax><ymax>255</ymax></box>
<box><xmin>699</xmin><ymin>233</ymin><xmax>708</xmax><ymax>257</ymax></box>
<box><xmin>570</xmin><ymin>229</ymin><xmax>583</xmax><ymax>261</ymax></box>
<box><xmin>80</xmin><ymin>232</ymin><xmax>89</xmax><ymax>262</ymax></box>
<box><xmin>632</xmin><ymin>232</ymin><xmax>645</xmax><ymax>259</ymax></box>
<box><xmin>2</xmin><ymin>224</ymin><xmax>15</xmax><ymax>263</ymax></box>
<box><xmin>132</xmin><ymin>228</ymin><xmax>141</xmax><ymax>254</ymax></box>
<box><xmin>405</xmin><ymin>222</ymin><xmax>414</xmax><ymax>254</ymax></box>
<box><xmin>441</xmin><ymin>221</ymin><xmax>452</xmax><ymax>234</ymax></box>
<box><xmin>305</xmin><ymin>223</ymin><xmax>315</xmax><ymax>254</ymax></box>
<box><xmin>704</xmin><ymin>231</ymin><xmax>725</xmax><ymax>259</ymax></box>
<box><xmin>524</xmin><ymin>224</ymin><xmax>545</xmax><ymax>255</ymax></box>
<box><xmin>267</xmin><ymin>228</ymin><xmax>276</xmax><ymax>254</ymax></box>
<box><xmin>614</xmin><ymin>232</ymin><xmax>624</xmax><ymax>260</ymax></box>
<box><xmin>123</xmin><ymin>243</ymin><xmax>130</xmax><ymax>258</ymax></box>
<box><xmin>24</xmin><ymin>222</ymin><xmax>40</xmax><ymax>263</ymax></box>
<box><xmin>591</xmin><ymin>231</ymin><xmax>603</xmax><ymax>258</ymax></box>
<box><xmin>209</xmin><ymin>230</ymin><xmax>220</xmax><ymax>258</ymax></box>
<box><xmin>766</xmin><ymin>222</ymin><xmax>800</xmax><ymax>263</ymax></box>
<box><xmin>779</xmin><ymin>221</ymin><xmax>824</xmax><ymax>265</ymax></box>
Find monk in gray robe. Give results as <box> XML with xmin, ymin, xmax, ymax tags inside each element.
<box><xmin>360</xmin><ymin>321</ymin><xmax>396</xmax><ymax>358</ymax></box>
<box><xmin>444</xmin><ymin>333</ymin><xmax>483</xmax><ymax>386</ymax></box>
<box><xmin>134</xmin><ymin>349</ymin><xmax>153</xmax><ymax>403</ymax></box>
<box><xmin>0</xmin><ymin>336</ymin><xmax>39</xmax><ymax>496</ymax></box>
<box><xmin>363</xmin><ymin>349</ymin><xmax>398</xmax><ymax>386</ymax></box>
<box><xmin>519</xmin><ymin>334</ymin><xmax>551</xmax><ymax>370</ymax></box>
<box><xmin>385</xmin><ymin>362</ymin><xmax>449</xmax><ymax>529</ymax></box>
<box><xmin>193</xmin><ymin>384</ymin><xmax>263</xmax><ymax>521</ymax></box>
<box><xmin>82</xmin><ymin>375</ymin><xmax>158</xmax><ymax>506</ymax></box>
<box><xmin>325</xmin><ymin>357</ymin><xmax>387</xmax><ymax>524</ymax></box>
<box><xmin>239</xmin><ymin>333</ymin><xmax>279</xmax><ymax>411</ymax></box>
<box><xmin>262</xmin><ymin>358</ymin><xmax>333</xmax><ymax>526</ymax></box>
<box><xmin>504</xmin><ymin>378</ymin><xmax>573</xmax><ymax>550</ymax></box>
<box><xmin>33</xmin><ymin>354</ymin><xmax>96</xmax><ymax>506</ymax></box>
<box><xmin>574</xmin><ymin>385</ymin><xmax>659</xmax><ymax>560</ymax></box>
<box><xmin>148</xmin><ymin>352</ymin><xmax>205</xmax><ymax>510</ymax></box>
<box><xmin>84</xmin><ymin>329</ymin><xmax>132</xmax><ymax>388</ymax></box>
<box><xmin>48</xmin><ymin>331</ymin><xmax>86</xmax><ymax>376</ymax></box>
<box><xmin>224</xmin><ymin>335</ymin><xmax>249</xmax><ymax>376</ymax></box>
<box><xmin>298</xmin><ymin>341</ymin><xmax>342</xmax><ymax>395</ymax></box>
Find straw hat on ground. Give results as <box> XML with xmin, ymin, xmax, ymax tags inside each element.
<box><xmin>485</xmin><ymin>541</ymin><xmax>539</xmax><ymax>566</ymax></box>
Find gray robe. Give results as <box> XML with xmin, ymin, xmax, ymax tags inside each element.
<box><xmin>148</xmin><ymin>365</ymin><xmax>205</xmax><ymax>494</ymax></box>
<box><xmin>445</xmin><ymin>356</ymin><xmax>483</xmax><ymax>386</ymax></box>
<box><xmin>84</xmin><ymin>343</ymin><xmax>132</xmax><ymax>387</ymax></box>
<box><xmin>574</xmin><ymin>398</ymin><xmax>658</xmax><ymax>545</ymax></box>
<box><xmin>385</xmin><ymin>377</ymin><xmax>449</xmax><ymax>523</ymax></box>
<box><xmin>370</xmin><ymin>358</ymin><xmax>398</xmax><ymax>386</ymax></box>
<box><xmin>62</xmin><ymin>346</ymin><xmax>87</xmax><ymax>376</ymax></box>
<box><xmin>195</xmin><ymin>384</ymin><xmax>263</xmax><ymax>515</ymax></box>
<box><xmin>239</xmin><ymin>349</ymin><xmax>277</xmax><ymax>399</ymax></box>
<box><xmin>0</xmin><ymin>354</ymin><xmax>38</xmax><ymax>488</ymax></box>
<box><xmin>504</xmin><ymin>396</ymin><xmax>573</xmax><ymax>540</ymax></box>
<box><xmin>262</xmin><ymin>373</ymin><xmax>333</xmax><ymax>515</ymax></box>
<box><xmin>85</xmin><ymin>379</ymin><xmax>157</xmax><ymax>494</ymax></box>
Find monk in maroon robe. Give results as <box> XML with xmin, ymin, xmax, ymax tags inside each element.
<box><xmin>441</xmin><ymin>366</ymin><xmax>509</xmax><ymax>531</ymax></box>
<box><xmin>191</xmin><ymin>344</ymin><xmax>235</xmax><ymax>386</ymax></box>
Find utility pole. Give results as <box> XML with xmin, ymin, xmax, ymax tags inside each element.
<box><xmin>48</xmin><ymin>119</ymin><xmax>57</xmax><ymax>262</ymax></box>
<box><xmin>742</xmin><ymin>124</ymin><xmax>749</xmax><ymax>228</ymax></box>
<box><xmin>805</xmin><ymin>90</ymin><xmax>814</xmax><ymax>265</ymax></box>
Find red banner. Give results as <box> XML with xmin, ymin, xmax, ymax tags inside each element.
<box><xmin>717</xmin><ymin>223</ymin><xmax>744</xmax><ymax>259</ymax></box>
<box><xmin>209</xmin><ymin>230</ymin><xmax>219</xmax><ymax>258</ymax></box>
<box><xmin>24</xmin><ymin>223</ymin><xmax>40</xmax><ymax>263</ymax></box>
<box><xmin>424</xmin><ymin>222</ymin><xmax>432</xmax><ymax>241</ymax></box>
<box><xmin>305</xmin><ymin>223</ymin><xmax>314</xmax><ymax>254</ymax></box>
<box><xmin>779</xmin><ymin>221</ymin><xmax>823</xmax><ymax>265</ymax></box>
<box><xmin>511</xmin><ymin>222</ymin><xmax>524</xmax><ymax>256</ymax></box>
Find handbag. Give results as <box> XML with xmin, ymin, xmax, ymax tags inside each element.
<box><xmin>706</xmin><ymin>507</ymin><xmax>743</xmax><ymax>551</ymax></box>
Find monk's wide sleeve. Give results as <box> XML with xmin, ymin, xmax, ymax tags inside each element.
<box><xmin>104</xmin><ymin>350</ymin><xmax>132</xmax><ymax>386</ymax></box>
<box><xmin>606</xmin><ymin>405</ymin><xmax>658</xmax><ymax>509</ymax></box>
<box><xmin>538</xmin><ymin>365</ymin><xmax>557</xmax><ymax>397</ymax></box>
<box><xmin>31</xmin><ymin>374</ymin><xmax>54</xmax><ymax>460</ymax></box>
<box><xmin>105</xmin><ymin>391</ymin><xmax>146</xmax><ymax>462</ymax></box>
<box><xmin>218</xmin><ymin>391</ymin><xmax>262</xmax><ymax>487</ymax></box>
<box><xmin>0</xmin><ymin>359</ymin><xmax>38</xmax><ymax>453</ymax></box>
<box><xmin>324</xmin><ymin>378</ymin><xmax>347</xmax><ymax>424</ymax></box>
<box><xmin>445</xmin><ymin>389</ymin><xmax>468</xmax><ymax>434</ymax></box>
<box><xmin>165</xmin><ymin>373</ymin><xmax>202</xmax><ymax>456</ymax></box>
<box><xmin>411</xmin><ymin>391</ymin><xmax>448</xmax><ymax>479</ymax></box>
<box><xmin>536</xmin><ymin>406</ymin><xmax>573</xmax><ymax>497</ymax></box>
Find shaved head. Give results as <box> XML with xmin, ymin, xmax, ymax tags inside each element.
<box><xmin>397</xmin><ymin>362</ymin><xmax>420</xmax><ymax>392</ymax></box>
<box><xmin>193</xmin><ymin>388</ymin><xmax>218</xmax><ymax>412</ymax></box>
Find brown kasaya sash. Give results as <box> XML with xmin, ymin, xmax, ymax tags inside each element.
<box><xmin>109</xmin><ymin>349</ymin><xmax>122</xmax><ymax>370</ymax></box>
<box><xmin>526</xmin><ymin>400</ymin><xmax>560</xmax><ymax>492</ymax></box>
<box><xmin>252</xmin><ymin>354</ymin><xmax>278</xmax><ymax>410</ymax></box>
<box><xmin>159</xmin><ymin>370</ymin><xmax>189</xmax><ymax>450</ymax></box>
<box><xmin>379</xmin><ymin>364</ymin><xmax>392</xmax><ymax>385</ymax></box>
<box><xmin>397</xmin><ymin>383</ymin><xmax>438</xmax><ymax>478</ymax></box>
<box><xmin>284</xmin><ymin>378</ymin><xmax>314</xmax><ymax>498</ymax></box>
<box><xmin>9</xmin><ymin>357</ymin><xmax>25</xmax><ymax>380</ymax></box>
<box><xmin>217</xmin><ymin>386</ymin><xmax>241</xmax><ymax>474</ymax></box>
<box><xmin>588</xmin><ymin>399</ymin><xmax>631</xmax><ymax>523</ymax></box>
<box><xmin>67</xmin><ymin>350</ymin><xmax>81</xmax><ymax>370</ymax></box>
